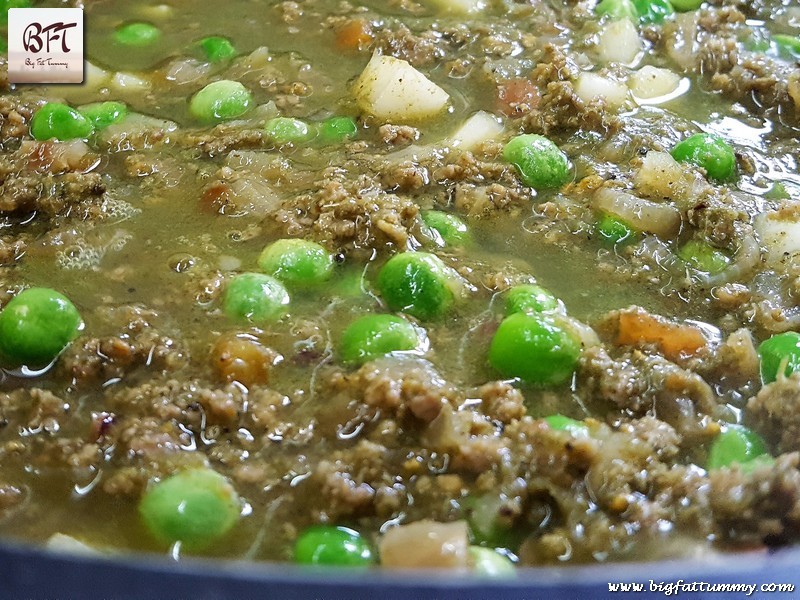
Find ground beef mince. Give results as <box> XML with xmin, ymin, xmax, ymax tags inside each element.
<box><xmin>2</xmin><ymin>0</ymin><xmax>800</xmax><ymax>574</ymax></box>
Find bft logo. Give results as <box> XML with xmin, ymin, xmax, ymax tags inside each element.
<box><xmin>22</xmin><ymin>21</ymin><xmax>78</xmax><ymax>54</ymax></box>
<box><xmin>8</xmin><ymin>8</ymin><xmax>84</xmax><ymax>84</ymax></box>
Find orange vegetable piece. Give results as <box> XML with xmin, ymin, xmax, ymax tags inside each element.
<box><xmin>210</xmin><ymin>333</ymin><xmax>278</xmax><ymax>387</ymax></box>
<box><xmin>200</xmin><ymin>182</ymin><xmax>232</xmax><ymax>214</ymax></box>
<box><xmin>335</xmin><ymin>19</ymin><xmax>373</xmax><ymax>52</ymax></box>
<box><xmin>495</xmin><ymin>78</ymin><xmax>540</xmax><ymax>117</ymax></box>
<box><xmin>615</xmin><ymin>308</ymin><xmax>708</xmax><ymax>361</ymax></box>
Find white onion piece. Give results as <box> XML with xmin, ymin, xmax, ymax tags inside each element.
<box><xmin>110</xmin><ymin>72</ymin><xmax>152</xmax><ymax>92</ymax></box>
<box><xmin>665</xmin><ymin>12</ymin><xmax>699</xmax><ymax>71</ymax></box>
<box><xmin>450</xmin><ymin>110</ymin><xmax>504</xmax><ymax>152</ymax></box>
<box><xmin>755</xmin><ymin>204</ymin><xmax>800</xmax><ymax>266</ymax></box>
<box><xmin>164</xmin><ymin>58</ymin><xmax>212</xmax><ymax>85</ymax></box>
<box><xmin>52</xmin><ymin>61</ymin><xmax>110</xmax><ymax>100</ymax></box>
<box><xmin>596</xmin><ymin>19</ymin><xmax>642</xmax><ymax>65</ymax></box>
<box><xmin>387</xmin><ymin>111</ymin><xmax>501</xmax><ymax>163</ymax></box>
<box><xmin>380</xmin><ymin>520</ymin><xmax>469</xmax><ymax>570</ymax></box>
<box><xmin>98</xmin><ymin>113</ymin><xmax>178</xmax><ymax>149</ymax></box>
<box><xmin>594</xmin><ymin>187</ymin><xmax>681</xmax><ymax>239</ymax></box>
<box><xmin>50</xmin><ymin>140</ymin><xmax>92</xmax><ymax>172</ymax></box>
<box><xmin>138</xmin><ymin>3</ymin><xmax>173</xmax><ymax>20</ymax></box>
<box><xmin>631</xmin><ymin>77</ymin><xmax>690</xmax><ymax>106</ymax></box>
<box><xmin>574</xmin><ymin>72</ymin><xmax>629</xmax><ymax>108</ymax></box>
<box><xmin>555</xmin><ymin>314</ymin><xmax>601</xmax><ymax>348</ymax></box>
<box><xmin>240</xmin><ymin>46</ymin><xmax>272</xmax><ymax>71</ymax></box>
<box><xmin>628</xmin><ymin>66</ymin><xmax>681</xmax><ymax>99</ymax></box>
<box><xmin>84</xmin><ymin>62</ymin><xmax>110</xmax><ymax>89</ymax></box>
<box><xmin>229</xmin><ymin>175</ymin><xmax>281</xmax><ymax>217</ymax></box>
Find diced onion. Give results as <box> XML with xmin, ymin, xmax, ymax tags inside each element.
<box><xmin>110</xmin><ymin>72</ymin><xmax>153</xmax><ymax>93</ymax></box>
<box><xmin>574</xmin><ymin>72</ymin><xmax>629</xmax><ymax>109</ymax></box>
<box><xmin>628</xmin><ymin>66</ymin><xmax>682</xmax><ymax>100</ymax></box>
<box><xmin>596</xmin><ymin>19</ymin><xmax>642</xmax><ymax>65</ymax></box>
<box><xmin>164</xmin><ymin>58</ymin><xmax>212</xmax><ymax>85</ymax></box>
<box><xmin>53</xmin><ymin>62</ymin><xmax>110</xmax><ymax>100</ymax></box>
<box><xmin>665</xmin><ymin>13</ymin><xmax>699</xmax><ymax>71</ymax></box>
<box><xmin>594</xmin><ymin>187</ymin><xmax>681</xmax><ymax>239</ymax></box>
<box><xmin>754</xmin><ymin>205</ymin><xmax>800</xmax><ymax>266</ymax></box>
<box><xmin>380</xmin><ymin>520</ymin><xmax>469</xmax><ymax>570</ymax></box>
<box><xmin>138</xmin><ymin>3</ymin><xmax>173</xmax><ymax>20</ymax></box>
<box><xmin>450</xmin><ymin>111</ymin><xmax>504</xmax><ymax>152</ymax></box>
<box><xmin>386</xmin><ymin>111</ymin><xmax>502</xmax><ymax>163</ymax></box>
<box><xmin>228</xmin><ymin>175</ymin><xmax>282</xmax><ymax>217</ymax></box>
<box><xmin>98</xmin><ymin>113</ymin><xmax>178</xmax><ymax>149</ymax></box>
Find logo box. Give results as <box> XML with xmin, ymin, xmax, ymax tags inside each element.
<box><xmin>7</xmin><ymin>8</ymin><xmax>84</xmax><ymax>84</ymax></box>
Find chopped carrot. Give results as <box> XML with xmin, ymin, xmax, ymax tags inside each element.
<box><xmin>615</xmin><ymin>308</ymin><xmax>708</xmax><ymax>361</ymax></box>
<box><xmin>335</xmin><ymin>19</ymin><xmax>373</xmax><ymax>52</ymax></box>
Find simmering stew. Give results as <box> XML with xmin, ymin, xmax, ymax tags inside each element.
<box><xmin>1</xmin><ymin>0</ymin><xmax>800</xmax><ymax>572</ymax></box>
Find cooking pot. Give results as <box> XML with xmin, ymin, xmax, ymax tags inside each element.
<box><xmin>1</xmin><ymin>539</ymin><xmax>797</xmax><ymax>599</ymax></box>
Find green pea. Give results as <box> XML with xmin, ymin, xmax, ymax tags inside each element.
<box><xmin>294</xmin><ymin>525</ymin><xmax>374</xmax><ymax>566</ymax></box>
<box><xmin>257</xmin><ymin>239</ymin><xmax>334</xmax><ymax>287</ymax></box>
<box><xmin>668</xmin><ymin>0</ymin><xmax>702</xmax><ymax>11</ymax></box>
<box><xmin>264</xmin><ymin>117</ymin><xmax>312</xmax><ymax>145</ymax></box>
<box><xmin>488</xmin><ymin>313</ymin><xmax>581</xmax><ymax>386</ymax></box>
<box><xmin>318</xmin><ymin>116</ymin><xmax>358</xmax><ymax>144</ymax></box>
<box><xmin>594</xmin><ymin>0</ymin><xmax>637</xmax><ymax>20</ymax></box>
<box><xmin>502</xmin><ymin>134</ymin><xmax>571</xmax><ymax>190</ymax></box>
<box><xmin>671</xmin><ymin>133</ymin><xmax>736</xmax><ymax>182</ymax></box>
<box><xmin>30</xmin><ymin>103</ymin><xmax>95</xmax><ymax>141</ymax></box>
<box><xmin>677</xmin><ymin>239</ymin><xmax>730</xmax><ymax>274</ymax></box>
<box><xmin>0</xmin><ymin>287</ymin><xmax>83</xmax><ymax>367</ymax></box>
<box><xmin>737</xmin><ymin>454</ymin><xmax>774</xmax><ymax>474</ymax></box>
<box><xmin>189</xmin><ymin>80</ymin><xmax>253</xmax><ymax>123</ymax></box>
<box><xmin>1</xmin><ymin>0</ymin><xmax>32</xmax><ymax>25</ymax></box>
<box><xmin>773</xmin><ymin>34</ymin><xmax>800</xmax><ymax>59</ymax></box>
<box><xmin>422</xmin><ymin>211</ymin><xmax>471</xmax><ymax>246</ymax></box>
<box><xmin>198</xmin><ymin>36</ymin><xmax>237</xmax><ymax>62</ymax></box>
<box><xmin>758</xmin><ymin>331</ymin><xmax>800</xmax><ymax>384</ymax></box>
<box><xmin>377</xmin><ymin>252</ymin><xmax>457</xmax><ymax>320</ymax></box>
<box><xmin>468</xmin><ymin>547</ymin><xmax>516</xmax><ymax>578</ymax></box>
<box><xmin>223</xmin><ymin>273</ymin><xmax>290</xmax><ymax>323</ymax></box>
<box><xmin>78</xmin><ymin>102</ymin><xmax>128</xmax><ymax>131</ymax></box>
<box><xmin>544</xmin><ymin>414</ymin><xmax>588</xmax><ymax>435</ymax></box>
<box><xmin>707</xmin><ymin>424</ymin><xmax>769</xmax><ymax>470</ymax></box>
<box><xmin>632</xmin><ymin>0</ymin><xmax>674</xmax><ymax>24</ymax></box>
<box><xmin>595</xmin><ymin>213</ymin><xmax>637</xmax><ymax>247</ymax></box>
<box><xmin>339</xmin><ymin>314</ymin><xmax>421</xmax><ymax>365</ymax></box>
<box><xmin>139</xmin><ymin>469</ymin><xmax>240</xmax><ymax>550</ymax></box>
<box><xmin>504</xmin><ymin>284</ymin><xmax>562</xmax><ymax>317</ymax></box>
<box><xmin>114</xmin><ymin>22</ymin><xmax>161</xmax><ymax>47</ymax></box>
